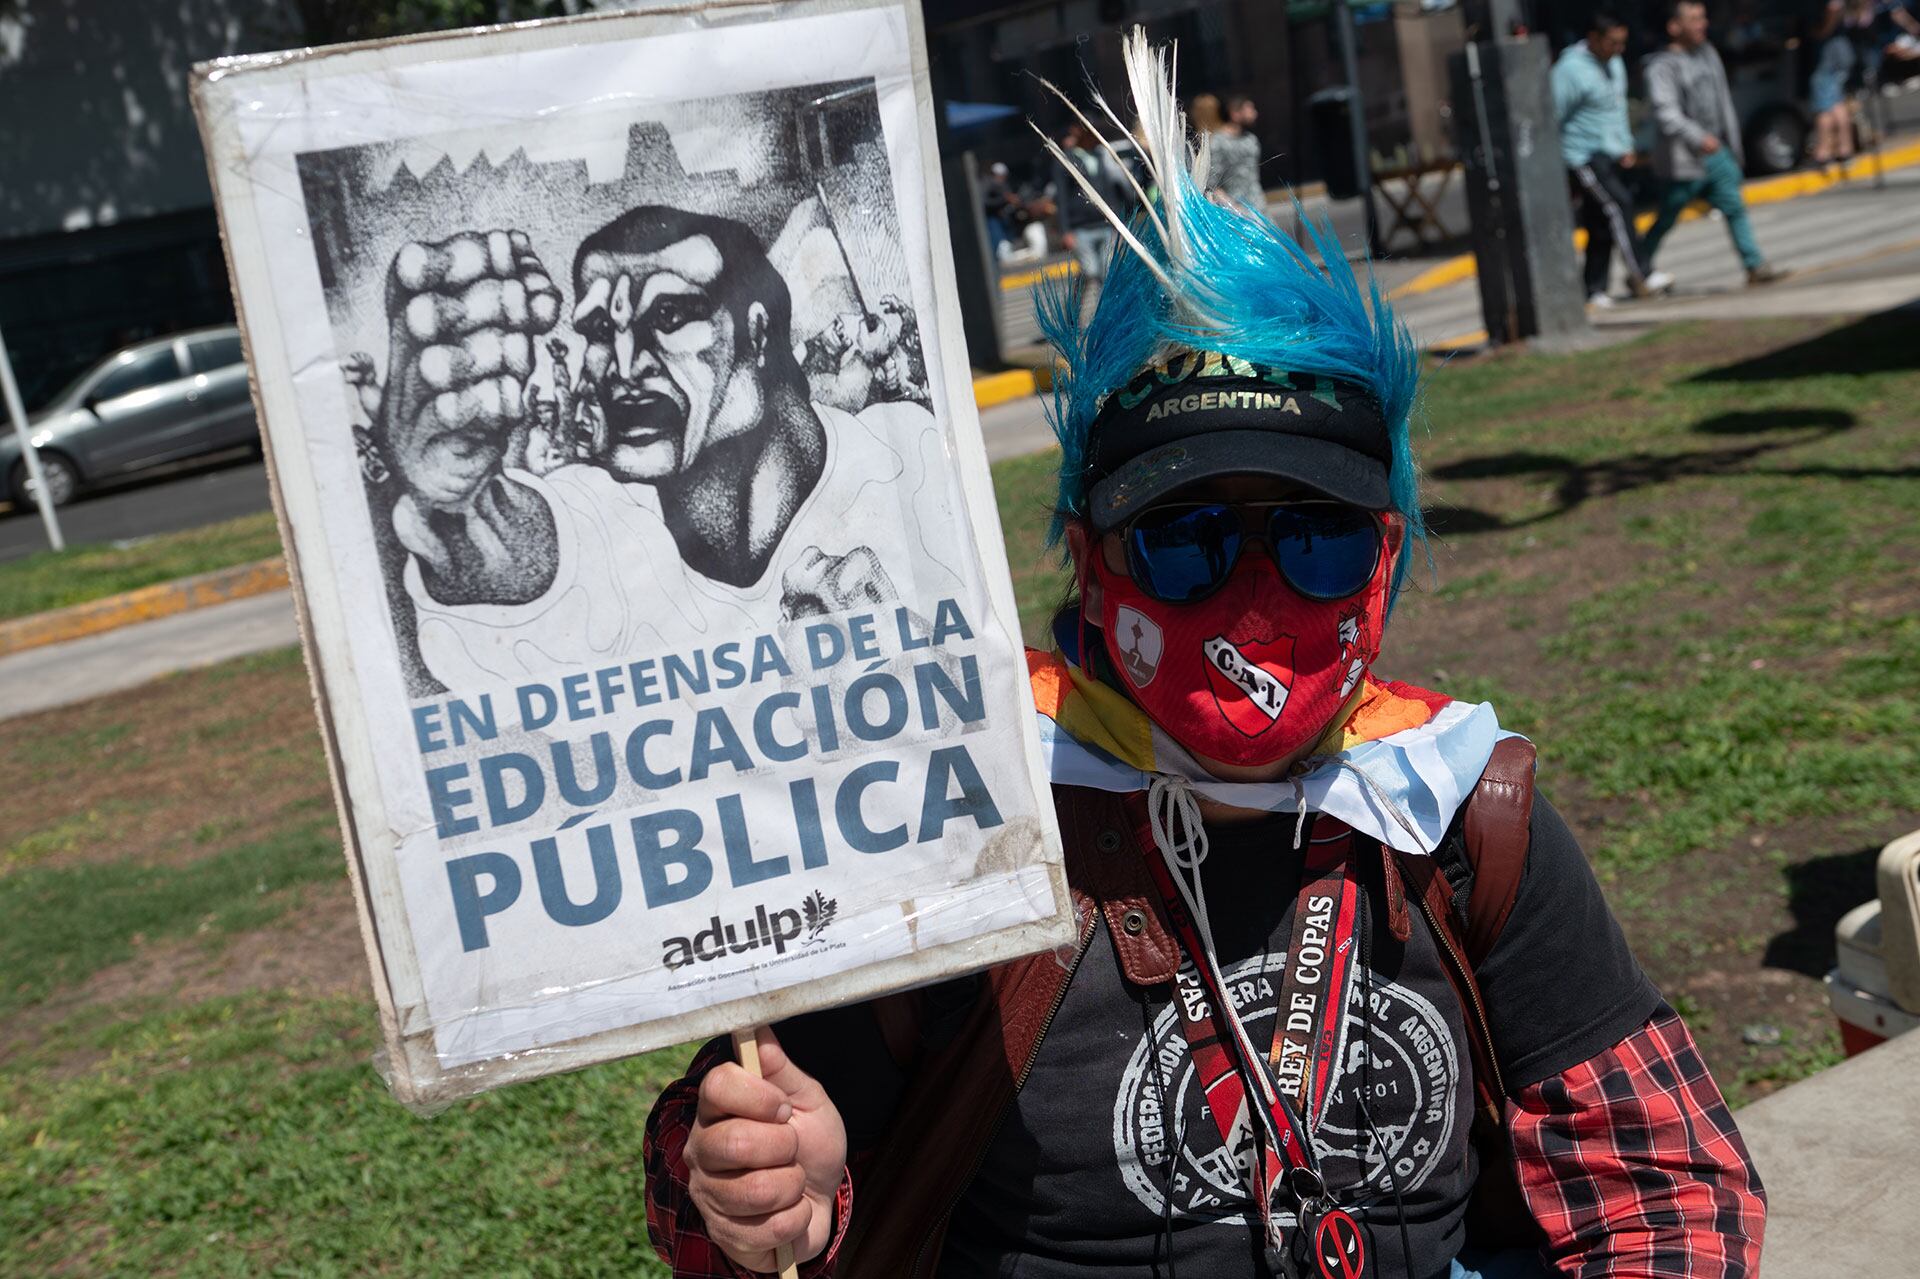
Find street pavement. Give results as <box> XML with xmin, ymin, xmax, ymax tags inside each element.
<box><xmin>981</xmin><ymin>392</ymin><xmax>1057</xmax><ymax>461</ymax></box>
<box><xmin>1343</xmin><ymin>164</ymin><xmax>1920</xmax><ymax>349</ymax></box>
<box><xmin>995</xmin><ymin>154</ymin><xmax>1920</xmax><ymax>355</ymax></box>
<box><xmin>1739</xmin><ymin>1025</ymin><xmax>1920</xmax><ymax>1272</ymax></box>
<box><xmin>1596</xmin><ymin>217</ymin><xmax>1920</xmax><ymax>326</ymax></box>
<box><xmin>0</xmin><ymin>450</ymin><xmax>268</xmax><ymax>563</ymax></box>
<box><xmin>0</xmin><ymin>589</ymin><xmax>298</xmax><ymax>720</ymax></box>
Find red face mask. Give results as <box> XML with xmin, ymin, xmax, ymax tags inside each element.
<box><xmin>1090</xmin><ymin>541</ymin><xmax>1391</xmax><ymax>768</ymax></box>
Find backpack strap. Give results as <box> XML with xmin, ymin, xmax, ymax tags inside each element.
<box><xmin>1395</xmin><ymin>736</ymin><xmax>1542</xmax><ymax>1251</ymax></box>
<box><xmin>1385</xmin><ymin>738</ymin><xmax>1538</xmax><ymax>1126</ymax></box>
<box><xmin>1410</xmin><ymin>736</ymin><xmax>1537</xmax><ymax>1102</ymax></box>
<box><xmin>1461</xmin><ymin>737</ymin><xmax>1536</xmax><ymax>967</ymax></box>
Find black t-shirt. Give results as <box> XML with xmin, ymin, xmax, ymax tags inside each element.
<box><xmin>936</xmin><ymin>794</ymin><xmax>1659</xmax><ymax>1279</ymax></box>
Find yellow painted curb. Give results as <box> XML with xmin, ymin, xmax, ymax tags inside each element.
<box><xmin>998</xmin><ymin>260</ymin><xmax>1079</xmax><ymax>293</ymax></box>
<box><xmin>1744</xmin><ymin>137</ymin><xmax>1920</xmax><ymax>206</ymax></box>
<box><xmin>0</xmin><ymin>557</ymin><xmax>289</xmax><ymax>658</ymax></box>
<box><xmin>1428</xmin><ymin>328</ymin><xmax>1490</xmax><ymax>353</ymax></box>
<box><xmin>1389</xmin><ymin>252</ymin><xmax>1479</xmax><ymax>299</ymax></box>
<box><xmin>973</xmin><ymin>368</ymin><xmax>1040</xmax><ymax>409</ymax></box>
<box><xmin>1388</xmin><ymin>138</ymin><xmax>1920</xmax><ymax>301</ymax></box>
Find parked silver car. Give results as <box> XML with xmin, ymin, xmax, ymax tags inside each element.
<box><xmin>1</xmin><ymin>326</ymin><xmax>257</xmax><ymax>508</ymax></box>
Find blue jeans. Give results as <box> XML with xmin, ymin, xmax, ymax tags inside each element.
<box><xmin>986</xmin><ymin>216</ymin><xmax>1011</xmax><ymax>256</ymax></box>
<box><xmin>1644</xmin><ymin>148</ymin><xmax>1765</xmax><ymax>271</ymax></box>
<box><xmin>1068</xmin><ymin>225</ymin><xmax>1114</xmax><ymax>284</ymax></box>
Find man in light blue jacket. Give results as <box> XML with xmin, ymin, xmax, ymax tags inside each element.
<box><xmin>1642</xmin><ymin>0</ymin><xmax>1783</xmax><ymax>285</ymax></box>
<box><xmin>1553</xmin><ymin>8</ymin><xmax>1671</xmax><ymax>306</ymax></box>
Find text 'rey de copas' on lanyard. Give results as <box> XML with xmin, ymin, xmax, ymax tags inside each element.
<box><xmin>1137</xmin><ymin>811</ymin><xmax>1369</xmax><ymax>1276</ymax></box>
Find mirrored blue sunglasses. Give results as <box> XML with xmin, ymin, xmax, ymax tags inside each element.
<box><xmin>1119</xmin><ymin>502</ymin><xmax>1385</xmax><ymax>604</ymax></box>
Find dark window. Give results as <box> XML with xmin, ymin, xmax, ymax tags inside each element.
<box><xmin>90</xmin><ymin>347</ymin><xmax>183</xmax><ymax>402</ymax></box>
<box><xmin>188</xmin><ymin>334</ymin><xmax>244</xmax><ymax>372</ymax></box>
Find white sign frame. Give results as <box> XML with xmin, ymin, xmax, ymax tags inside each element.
<box><xmin>193</xmin><ymin>0</ymin><xmax>1070</xmax><ymax>1105</ymax></box>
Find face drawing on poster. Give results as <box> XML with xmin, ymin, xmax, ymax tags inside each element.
<box><xmin>301</xmin><ymin>81</ymin><xmax>954</xmax><ymax>697</ymax></box>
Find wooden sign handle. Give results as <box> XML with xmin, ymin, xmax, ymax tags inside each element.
<box><xmin>731</xmin><ymin>1027</ymin><xmax>800</xmax><ymax>1279</ymax></box>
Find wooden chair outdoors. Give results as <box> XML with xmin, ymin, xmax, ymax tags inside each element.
<box><xmin>1371</xmin><ymin>155</ymin><xmax>1459</xmax><ymax>251</ymax></box>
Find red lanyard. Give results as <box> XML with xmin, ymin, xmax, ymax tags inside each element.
<box><xmin>1137</xmin><ymin>809</ymin><xmax>1370</xmax><ymax>1279</ymax></box>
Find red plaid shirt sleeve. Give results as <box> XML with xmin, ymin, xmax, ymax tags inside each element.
<box><xmin>1507</xmin><ymin>1007</ymin><xmax>1766</xmax><ymax>1278</ymax></box>
<box><xmin>644</xmin><ymin>1037</ymin><xmax>855</xmax><ymax>1278</ymax></box>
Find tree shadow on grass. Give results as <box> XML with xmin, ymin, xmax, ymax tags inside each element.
<box><xmin>1422</xmin><ymin>407</ymin><xmax>1862</xmax><ymax>534</ymax></box>
<box><xmin>1690</xmin><ymin>408</ymin><xmax>1855</xmax><ymax>435</ymax></box>
<box><xmin>1764</xmin><ymin>844</ymin><xmax>1882</xmax><ymax>978</ymax></box>
<box><xmin>1686</xmin><ymin>308</ymin><xmax>1920</xmax><ymax>383</ymax></box>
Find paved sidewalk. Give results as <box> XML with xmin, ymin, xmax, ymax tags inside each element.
<box><xmin>980</xmin><ymin>391</ymin><xmax>1057</xmax><ymax>461</ymax></box>
<box><xmin>1390</xmin><ymin>166</ymin><xmax>1920</xmax><ymax>348</ymax></box>
<box><xmin>995</xmin><ymin>158</ymin><xmax>1920</xmax><ymax>356</ymax></box>
<box><xmin>1739</xmin><ymin>1028</ymin><xmax>1920</xmax><ymax>1272</ymax></box>
<box><xmin>1596</xmin><ymin>233</ymin><xmax>1920</xmax><ymax>326</ymax></box>
<box><xmin>0</xmin><ymin>589</ymin><xmax>298</xmax><ymax>720</ymax></box>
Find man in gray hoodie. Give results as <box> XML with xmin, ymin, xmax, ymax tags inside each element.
<box><xmin>1642</xmin><ymin>0</ymin><xmax>1783</xmax><ymax>285</ymax></box>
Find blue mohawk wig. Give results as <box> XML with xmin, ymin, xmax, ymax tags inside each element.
<box><xmin>1035</xmin><ymin>31</ymin><xmax>1426</xmax><ymax>604</ymax></box>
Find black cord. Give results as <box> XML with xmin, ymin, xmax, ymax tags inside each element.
<box><xmin>1145</xmin><ymin>991</ymin><xmax>1182</xmax><ymax>1279</ymax></box>
<box><xmin>1356</xmin><ymin>882</ymin><xmax>1415</xmax><ymax>1277</ymax></box>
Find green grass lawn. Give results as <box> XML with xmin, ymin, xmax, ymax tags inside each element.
<box><xmin>3</xmin><ymin>995</ymin><xmax>690</xmax><ymax>1278</ymax></box>
<box><xmin>3</xmin><ymin>314</ymin><xmax>1918</xmax><ymax>1274</ymax></box>
<box><xmin>1399</xmin><ymin>319</ymin><xmax>1920</xmax><ymax>872</ymax></box>
<box><xmin>0</xmin><ymin>512</ymin><xmax>283</xmax><ymax>622</ymax></box>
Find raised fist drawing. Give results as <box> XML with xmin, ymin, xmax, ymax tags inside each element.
<box><xmin>379</xmin><ymin>230</ymin><xmax>562</xmax><ymax>510</ymax></box>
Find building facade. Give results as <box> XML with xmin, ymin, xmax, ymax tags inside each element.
<box><xmin>0</xmin><ymin>1</ymin><xmax>321</xmax><ymax>408</ymax></box>
<box><xmin>0</xmin><ymin>0</ymin><xmax>1473</xmax><ymax>405</ymax></box>
<box><xmin>924</xmin><ymin>0</ymin><xmax>1469</xmax><ymax>195</ymax></box>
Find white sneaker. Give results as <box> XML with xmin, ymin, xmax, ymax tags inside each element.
<box><xmin>1644</xmin><ymin>270</ymin><xmax>1674</xmax><ymax>294</ymax></box>
<box><xmin>1587</xmin><ymin>292</ymin><xmax>1616</xmax><ymax>309</ymax></box>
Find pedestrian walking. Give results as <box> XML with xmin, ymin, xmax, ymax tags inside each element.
<box><xmin>1552</xmin><ymin>9</ymin><xmax>1673</xmax><ymax>306</ymax></box>
<box><xmin>982</xmin><ymin>161</ymin><xmax>1020</xmax><ymax>259</ymax></box>
<box><xmin>1870</xmin><ymin>0</ymin><xmax>1920</xmax><ymax>72</ymax></box>
<box><xmin>1189</xmin><ymin>91</ymin><xmax>1225</xmax><ymax>133</ymax></box>
<box><xmin>1054</xmin><ymin>123</ymin><xmax>1134</xmax><ymax>285</ymax></box>
<box><xmin>1208</xmin><ymin>94</ymin><xmax>1269</xmax><ymax>214</ymax></box>
<box><xmin>1643</xmin><ymin>0</ymin><xmax>1784</xmax><ymax>285</ymax></box>
<box><xmin>1809</xmin><ymin>0</ymin><xmax>1871</xmax><ymax>164</ymax></box>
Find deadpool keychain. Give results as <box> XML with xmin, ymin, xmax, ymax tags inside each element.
<box><xmin>1311</xmin><ymin>1206</ymin><xmax>1366</xmax><ymax>1279</ymax></box>
<box><xmin>1289</xmin><ymin>1168</ymin><xmax>1367</xmax><ymax>1279</ymax></box>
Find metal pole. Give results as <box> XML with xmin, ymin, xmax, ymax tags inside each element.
<box><xmin>0</xmin><ymin>322</ymin><xmax>64</xmax><ymax>552</ymax></box>
<box><xmin>1332</xmin><ymin>0</ymin><xmax>1380</xmax><ymax>256</ymax></box>
<box><xmin>1464</xmin><ymin>39</ymin><xmax>1518</xmax><ymax>343</ymax></box>
<box><xmin>1465</xmin><ymin>42</ymin><xmax>1500</xmax><ymax>199</ymax></box>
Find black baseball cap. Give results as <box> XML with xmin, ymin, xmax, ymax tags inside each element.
<box><xmin>1083</xmin><ymin>350</ymin><xmax>1393</xmax><ymax>531</ymax></box>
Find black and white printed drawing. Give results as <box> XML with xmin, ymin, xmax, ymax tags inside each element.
<box><xmin>296</xmin><ymin>81</ymin><xmax>949</xmax><ymax>695</ymax></box>
<box><xmin>199</xmin><ymin>5</ymin><xmax>1071</xmax><ymax>1099</ymax></box>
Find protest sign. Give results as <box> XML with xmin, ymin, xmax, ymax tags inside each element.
<box><xmin>192</xmin><ymin>0</ymin><xmax>1071</xmax><ymax>1105</ymax></box>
